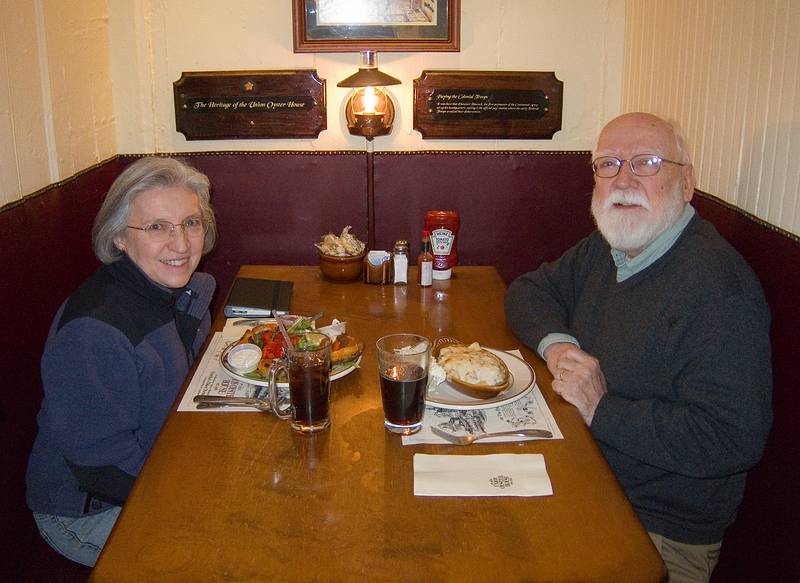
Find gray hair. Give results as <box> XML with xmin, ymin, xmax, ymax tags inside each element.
<box><xmin>92</xmin><ymin>157</ymin><xmax>218</xmax><ymax>264</ymax></box>
<box><xmin>670</xmin><ymin>120</ymin><xmax>691</xmax><ymax>164</ymax></box>
<box><xmin>593</xmin><ymin>113</ymin><xmax>693</xmax><ymax>164</ymax></box>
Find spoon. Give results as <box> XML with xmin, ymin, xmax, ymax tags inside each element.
<box><xmin>431</xmin><ymin>425</ymin><xmax>552</xmax><ymax>445</ymax></box>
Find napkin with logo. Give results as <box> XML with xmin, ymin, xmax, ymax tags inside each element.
<box><xmin>413</xmin><ymin>453</ymin><xmax>552</xmax><ymax>497</ymax></box>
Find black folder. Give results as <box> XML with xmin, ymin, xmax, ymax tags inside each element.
<box><xmin>223</xmin><ymin>278</ymin><xmax>293</xmax><ymax>317</ymax></box>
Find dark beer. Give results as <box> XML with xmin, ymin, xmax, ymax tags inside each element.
<box><xmin>380</xmin><ymin>364</ymin><xmax>427</xmax><ymax>433</ymax></box>
<box><xmin>289</xmin><ymin>360</ymin><xmax>330</xmax><ymax>433</ymax></box>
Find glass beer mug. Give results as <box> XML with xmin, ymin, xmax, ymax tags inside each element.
<box><xmin>268</xmin><ymin>331</ymin><xmax>332</xmax><ymax>434</ymax></box>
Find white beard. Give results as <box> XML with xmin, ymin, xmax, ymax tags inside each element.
<box><xmin>591</xmin><ymin>184</ymin><xmax>685</xmax><ymax>256</ymax></box>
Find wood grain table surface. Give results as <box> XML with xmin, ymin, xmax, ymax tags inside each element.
<box><xmin>90</xmin><ymin>266</ymin><xmax>665</xmax><ymax>583</ymax></box>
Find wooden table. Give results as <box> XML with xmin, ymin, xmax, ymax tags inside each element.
<box><xmin>91</xmin><ymin>266</ymin><xmax>665</xmax><ymax>583</ymax></box>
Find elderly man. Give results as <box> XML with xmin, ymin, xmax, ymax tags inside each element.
<box><xmin>505</xmin><ymin>112</ymin><xmax>772</xmax><ymax>583</ymax></box>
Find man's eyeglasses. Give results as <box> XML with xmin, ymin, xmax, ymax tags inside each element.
<box><xmin>591</xmin><ymin>154</ymin><xmax>686</xmax><ymax>178</ymax></box>
<box><xmin>127</xmin><ymin>217</ymin><xmax>206</xmax><ymax>242</ymax></box>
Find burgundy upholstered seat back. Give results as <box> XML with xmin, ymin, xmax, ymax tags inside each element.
<box><xmin>372</xmin><ymin>151</ymin><xmax>596</xmax><ymax>284</ymax></box>
<box><xmin>180</xmin><ymin>152</ymin><xmax>369</xmax><ymax>314</ymax></box>
<box><xmin>694</xmin><ymin>193</ymin><xmax>800</xmax><ymax>583</ymax></box>
<box><xmin>1</xmin><ymin>154</ymin><xmax>798</xmax><ymax>582</ymax></box>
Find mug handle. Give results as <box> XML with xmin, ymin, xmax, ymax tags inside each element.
<box><xmin>267</xmin><ymin>359</ymin><xmax>292</xmax><ymax>419</ymax></box>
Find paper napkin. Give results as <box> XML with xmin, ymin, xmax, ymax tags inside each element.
<box><xmin>413</xmin><ymin>453</ymin><xmax>553</xmax><ymax>497</ymax></box>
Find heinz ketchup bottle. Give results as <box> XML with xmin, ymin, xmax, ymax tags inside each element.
<box><xmin>424</xmin><ymin>210</ymin><xmax>460</xmax><ymax>280</ymax></box>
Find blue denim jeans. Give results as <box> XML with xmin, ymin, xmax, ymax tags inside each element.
<box><xmin>33</xmin><ymin>505</ymin><xmax>121</xmax><ymax>567</ymax></box>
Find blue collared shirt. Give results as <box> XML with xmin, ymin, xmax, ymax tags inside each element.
<box><xmin>536</xmin><ymin>205</ymin><xmax>696</xmax><ymax>358</ymax></box>
<box><xmin>610</xmin><ymin>205</ymin><xmax>695</xmax><ymax>282</ymax></box>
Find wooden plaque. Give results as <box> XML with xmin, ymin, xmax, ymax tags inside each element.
<box><xmin>174</xmin><ymin>70</ymin><xmax>326</xmax><ymax>140</ymax></box>
<box><xmin>413</xmin><ymin>71</ymin><xmax>562</xmax><ymax>139</ymax></box>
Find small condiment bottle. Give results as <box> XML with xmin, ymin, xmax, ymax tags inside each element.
<box><xmin>417</xmin><ymin>230</ymin><xmax>433</xmax><ymax>287</ymax></box>
<box><xmin>392</xmin><ymin>240</ymin><xmax>409</xmax><ymax>285</ymax></box>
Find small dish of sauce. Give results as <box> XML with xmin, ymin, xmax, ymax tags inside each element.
<box><xmin>226</xmin><ymin>343</ymin><xmax>261</xmax><ymax>374</ymax></box>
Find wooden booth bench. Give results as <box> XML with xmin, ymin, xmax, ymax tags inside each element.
<box><xmin>1</xmin><ymin>152</ymin><xmax>797</xmax><ymax>582</ymax></box>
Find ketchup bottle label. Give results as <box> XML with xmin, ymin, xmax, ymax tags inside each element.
<box><xmin>430</xmin><ymin>228</ymin><xmax>455</xmax><ymax>256</ymax></box>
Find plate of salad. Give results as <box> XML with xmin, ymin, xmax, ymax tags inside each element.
<box><xmin>220</xmin><ymin>316</ymin><xmax>362</xmax><ymax>387</ymax></box>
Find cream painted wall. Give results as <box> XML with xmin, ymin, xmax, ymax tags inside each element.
<box><xmin>108</xmin><ymin>0</ymin><xmax>626</xmax><ymax>153</ymax></box>
<box><xmin>623</xmin><ymin>0</ymin><xmax>800</xmax><ymax>236</ymax></box>
<box><xmin>0</xmin><ymin>0</ymin><xmax>116</xmax><ymax>207</ymax></box>
<box><xmin>5</xmin><ymin>1</ymin><xmax>798</xmax><ymax>237</ymax></box>
<box><xmin>43</xmin><ymin>0</ymin><xmax>116</xmax><ymax>178</ymax></box>
<box><xmin>1</xmin><ymin>0</ymin><xmax>53</xmax><ymax>206</ymax></box>
<box><xmin>1</xmin><ymin>0</ymin><xmax>625</xmax><ymax>207</ymax></box>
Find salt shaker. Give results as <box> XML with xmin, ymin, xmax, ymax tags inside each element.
<box><xmin>392</xmin><ymin>240</ymin><xmax>409</xmax><ymax>285</ymax></box>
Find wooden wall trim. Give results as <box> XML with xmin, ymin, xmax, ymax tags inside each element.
<box><xmin>119</xmin><ymin>150</ymin><xmax>368</xmax><ymax>158</ymax></box>
<box><xmin>374</xmin><ymin>150</ymin><xmax>593</xmax><ymax>156</ymax></box>
<box><xmin>695</xmin><ymin>189</ymin><xmax>800</xmax><ymax>244</ymax></box>
<box><xmin>0</xmin><ymin>155</ymin><xmax>121</xmax><ymax>214</ymax></box>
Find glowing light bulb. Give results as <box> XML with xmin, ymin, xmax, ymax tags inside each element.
<box><xmin>361</xmin><ymin>86</ymin><xmax>378</xmax><ymax>114</ymax></box>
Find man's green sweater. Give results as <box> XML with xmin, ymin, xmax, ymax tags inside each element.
<box><xmin>505</xmin><ymin>213</ymin><xmax>772</xmax><ymax>544</ymax></box>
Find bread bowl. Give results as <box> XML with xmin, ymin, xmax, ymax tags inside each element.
<box><xmin>432</xmin><ymin>338</ymin><xmax>512</xmax><ymax>399</ymax></box>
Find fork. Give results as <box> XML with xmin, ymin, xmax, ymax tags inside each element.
<box><xmin>193</xmin><ymin>395</ymin><xmax>272</xmax><ymax>411</ymax></box>
<box><xmin>431</xmin><ymin>425</ymin><xmax>552</xmax><ymax>445</ymax></box>
<box><xmin>232</xmin><ymin>311</ymin><xmax>323</xmax><ymax>327</ymax></box>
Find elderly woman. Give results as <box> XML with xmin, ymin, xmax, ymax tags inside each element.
<box><xmin>26</xmin><ymin>157</ymin><xmax>217</xmax><ymax>566</ymax></box>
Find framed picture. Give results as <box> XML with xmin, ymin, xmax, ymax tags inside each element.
<box><xmin>293</xmin><ymin>0</ymin><xmax>460</xmax><ymax>52</ymax></box>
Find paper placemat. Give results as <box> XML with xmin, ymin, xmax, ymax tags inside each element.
<box><xmin>403</xmin><ymin>350</ymin><xmax>562</xmax><ymax>445</ymax></box>
<box><xmin>177</xmin><ymin>332</ymin><xmax>277</xmax><ymax>412</ymax></box>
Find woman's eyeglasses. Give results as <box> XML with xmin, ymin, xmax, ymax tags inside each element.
<box><xmin>127</xmin><ymin>217</ymin><xmax>206</xmax><ymax>242</ymax></box>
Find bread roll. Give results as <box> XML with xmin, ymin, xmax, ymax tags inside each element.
<box><xmin>331</xmin><ymin>334</ymin><xmax>363</xmax><ymax>364</ymax></box>
<box><xmin>437</xmin><ymin>342</ymin><xmax>508</xmax><ymax>386</ymax></box>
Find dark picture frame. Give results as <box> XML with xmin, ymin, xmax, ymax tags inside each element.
<box><xmin>293</xmin><ymin>0</ymin><xmax>460</xmax><ymax>53</ymax></box>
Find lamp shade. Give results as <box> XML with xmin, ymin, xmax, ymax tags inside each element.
<box><xmin>337</xmin><ymin>67</ymin><xmax>401</xmax><ymax>88</ymax></box>
<box><xmin>336</xmin><ymin>50</ymin><xmax>401</xmax><ymax>88</ymax></box>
